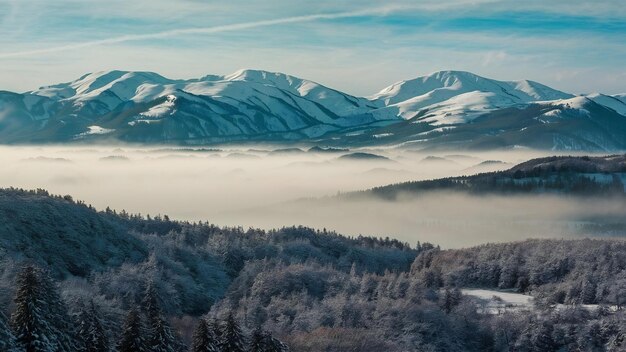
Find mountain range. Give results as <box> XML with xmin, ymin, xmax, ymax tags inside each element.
<box><xmin>1</xmin><ymin>69</ymin><xmax>625</xmax><ymax>150</ymax></box>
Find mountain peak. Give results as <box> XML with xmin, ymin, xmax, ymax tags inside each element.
<box><xmin>371</xmin><ymin>70</ymin><xmax>573</xmax><ymax>106</ymax></box>
<box><xmin>223</xmin><ymin>69</ymin><xmax>309</xmax><ymax>91</ymax></box>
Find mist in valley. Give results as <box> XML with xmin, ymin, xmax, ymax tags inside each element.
<box><xmin>0</xmin><ymin>145</ymin><xmax>622</xmax><ymax>248</ymax></box>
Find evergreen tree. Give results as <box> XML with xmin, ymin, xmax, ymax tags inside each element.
<box><xmin>248</xmin><ymin>327</ymin><xmax>288</xmax><ymax>352</ymax></box>
<box><xmin>0</xmin><ymin>310</ymin><xmax>19</xmax><ymax>352</ymax></box>
<box><xmin>248</xmin><ymin>327</ymin><xmax>265</xmax><ymax>352</ymax></box>
<box><xmin>440</xmin><ymin>287</ymin><xmax>461</xmax><ymax>314</ymax></box>
<box><xmin>143</xmin><ymin>280</ymin><xmax>161</xmax><ymax>323</ymax></box>
<box><xmin>149</xmin><ymin>314</ymin><xmax>177</xmax><ymax>352</ymax></box>
<box><xmin>38</xmin><ymin>268</ymin><xmax>78</xmax><ymax>352</ymax></box>
<box><xmin>219</xmin><ymin>314</ymin><xmax>246</xmax><ymax>352</ymax></box>
<box><xmin>208</xmin><ymin>318</ymin><xmax>222</xmax><ymax>346</ymax></box>
<box><xmin>11</xmin><ymin>265</ymin><xmax>57</xmax><ymax>352</ymax></box>
<box><xmin>117</xmin><ymin>308</ymin><xmax>146</xmax><ymax>352</ymax></box>
<box><xmin>143</xmin><ymin>280</ymin><xmax>177</xmax><ymax>352</ymax></box>
<box><xmin>532</xmin><ymin>321</ymin><xmax>557</xmax><ymax>352</ymax></box>
<box><xmin>77</xmin><ymin>301</ymin><xmax>109</xmax><ymax>352</ymax></box>
<box><xmin>191</xmin><ymin>319</ymin><xmax>218</xmax><ymax>352</ymax></box>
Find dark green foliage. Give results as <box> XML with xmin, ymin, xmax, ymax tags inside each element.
<box><xmin>219</xmin><ymin>314</ymin><xmax>245</xmax><ymax>352</ymax></box>
<box><xmin>144</xmin><ymin>281</ymin><xmax>178</xmax><ymax>352</ymax></box>
<box><xmin>0</xmin><ymin>310</ymin><xmax>18</xmax><ymax>352</ymax></box>
<box><xmin>117</xmin><ymin>308</ymin><xmax>146</xmax><ymax>352</ymax></box>
<box><xmin>77</xmin><ymin>302</ymin><xmax>109</xmax><ymax>352</ymax></box>
<box><xmin>249</xmin><ymin>328</ymin><xmax>288</xmax><ymax>352</ymax></box>
<box><xmin>10</xmin><ymin>265</ymin><xmax>72</xmax><ymax>352</ymax></box>
<box><xmin>191</xmin><ymin>319</ymin><xmax>218</xmax><ymax>352</ymax></box>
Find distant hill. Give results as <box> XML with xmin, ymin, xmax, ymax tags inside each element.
<box><xmin>348</xmin><ymin>154</ymin><xmax>626</xmax><ymax>200</ymax></box>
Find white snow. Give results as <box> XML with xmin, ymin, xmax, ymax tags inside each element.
<box><xmin>22</xmin><ymin>68</ymin><xmax>626</xmax><ymax>142</ymax></box>
<box><xmin>462</xmin><ymin>289</ymin><xmax>616</xmax><ymax>314</ymax></box>
<box><xmin>77</xmin><ymin>125</ymin><xmax>115</xmax><ymax>137</ymax></box>
<box><xmin>462</xmin><ymin>289</ymin><xmax>533</xmax><ymax>314</ymax></box>
<box><xmin>139</xmin><ymin>94</ymin><xmax>177</xmax><ymax>118</ymax></box>
<box><xmin>587</xmin><ymin>93</ymin><xmax>626</xmax><ymax>116</ymax></box>
<box><xmin>369</xmin><ymin>70</ymin><xmax>573</xmax><ymax>125</ymax></box>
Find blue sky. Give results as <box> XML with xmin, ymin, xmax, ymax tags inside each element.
<box><xmin>0</xmin><ymin>0</ymin><xmax>624</xmax><ymax>95</ymax></box>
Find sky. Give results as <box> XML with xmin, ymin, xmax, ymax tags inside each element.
<box><xmin>0</xmin><ymin>0</ymin><xmax>624</xmax><ymax>95</ymax></box>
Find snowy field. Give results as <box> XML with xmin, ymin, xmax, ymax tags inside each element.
<box><xmin>462</xmin><ymin>289</ymin><xmax>534</xmax><ymax>314</ymax></box>
<box><xmin>462</xmin><ymin>289</ymin><xmax>615</xmax><ymax>314</ymax></box>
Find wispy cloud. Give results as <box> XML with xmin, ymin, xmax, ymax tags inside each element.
<box><xmin>0</xmin><ymin>4</ymin><xmax>421</xmax><ymax>59</ymax></box>
<box><xmin>0</xmin><ymin>0</ymin><xmax>623</xmax><ymax>95</ymax></box>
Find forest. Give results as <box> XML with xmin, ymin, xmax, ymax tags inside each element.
<box><xmin>1</xmin><ymin>187</ymin><xmax>626</xmax><ymax>351</ymax></box>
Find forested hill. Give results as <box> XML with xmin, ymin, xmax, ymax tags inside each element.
<box><xmin>4</xmin><ymin>188</ymin><xmax>626</xmax><ymax>350</ymax></box>
<box><xmin>411</xmin><ymin>239</ymin><xmax>626</xmax><ymax>306</ymax></box>
<box><xmin>0</xmin><ymin>187</ymin><xmax>417</xmax><ymax>315</ymax></box>
<box><xmin>350</xmin><ymin>154</ymin><xmax>626</xmax><ymax>200</ymax></box>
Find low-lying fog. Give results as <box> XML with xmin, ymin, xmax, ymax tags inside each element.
<box><xmin>1</xmin><ymin>145</ymin><xmax>623</xmax><ymax>248</ymax></box>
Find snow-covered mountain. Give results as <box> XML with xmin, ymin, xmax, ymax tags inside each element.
<box><xmin>369</xmin><ymin>70</ymin><xmax>574</xmax><ymax>123</ymax></box>
<box><xmin>0</xmin><ymin>69</ymin><xmax>625</xmax><ymax>150</ymax></box>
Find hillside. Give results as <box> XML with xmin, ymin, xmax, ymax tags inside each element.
<box><xmin>350</xmin><ymin>154</ymin><xmax>626</xmax><ymax>200</ymax></box>
<box><xmin>2</xmin><ymin>188</ymin><xmax>626</xmax><ymax>351</ymax></box>
<box><xmin>0</xmin><ymin>187</ymin><xmax>416</xmax><ymax>317</ymax></box>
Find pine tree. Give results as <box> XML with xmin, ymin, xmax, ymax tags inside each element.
<box><xmin>0</xmin><ymin>310</ymin><xmax>19</xmax><ymax>352</ymax></box>
<box><xmin>117</xmin><ymin>308</ymin><xmax>146</xmax><ymax>352</ymax></box>
<box><xmin>77</xmin><ymin>301</ymin><xmax>109</xmax><ymax>352</ymax></box>
<box><xmin>249</xmin><ymin>327</ymin><xmax>288</xmax><ymax>352</ymax></box>
<box><xmin>248</xmin><ymin>327</ymin><xmax>265</xmax><ymax>352</ymax></box>
<box><xmin>11</xmin><ymin>265</ymin><xmax>57</xmax><ymax>352</ymax></box>
<box><xmin>38</xmin><ymin>268</ymin><xmax>78</xmax><ymax>352</ymax></box>
<box><xmin>219</xmin><ymin>314</ymin><xmax>245</xmax><ymax>352</ymax></box>
<box><xmin>143</xmin><ymin>280</ymin><xmax>177</xmax><ymax>352</ymax></box>
<box><xmin>149</xmin><ymin>315</ymin><xmax>177</xmax><ymax>352</ymax></box>
<box><xmin>191</xmin><ymin>319</ymin><xmax>218</xmax><ymax>352</ymax></box>
<box><xmin>143</xmin><ymin>280</ymin><xmax>161</xmax><ymax>323</ymax></box>
<box><xmin>532</xmin><ymin>321</ymin><xmax>556</xmax><ymax>352</ymax></box>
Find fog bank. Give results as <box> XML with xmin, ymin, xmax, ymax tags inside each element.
<box><xmin>0</xmin><ymin>145</ymin><xmax>621</xmax><ymax>248</ymax></box>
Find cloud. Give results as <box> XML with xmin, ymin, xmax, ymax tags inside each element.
<box><xmin>0</xmin><ymin>4</ymin><xmax>426</xmax><ymax>59</ymax></box>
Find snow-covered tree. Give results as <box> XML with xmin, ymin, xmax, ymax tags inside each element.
<box><xmin>191</xmin><ymin>319</ymin><xmax>218</xmax><ymax>352</ymax></box>
<box><xmin>249</xmin><ymin>327</ymin><xmax>288</xmax><ymax>352</ymax></box>
<box><xmin>0</xmin><ymin>310</ymin><xmax>19</xmax><ymax>352</ymax></box>
<box><xmin>38</xmin><ymin>268</ymin><xmax>78</xmax><ymax>352</ymax></box>
<box><xmin>218</xmin><ymin>314</ymin><xmax>246</xmax><ymax>352</ymax></box>
<box><xmin>143</xmin><ymin>280</ymin><xmax>177</xmax><ymax>352</ymax></box>
<box><xmin>148</xmin><ymin>314</ymin><xmax>177</xmax><ymax>352</ymax></box>
<box><xmin>11</xmin><ymin>265</ymin><xmax>58</xmax><ymax>352</ymax></box>
<box><xmin>77</xmin><ymin>301</ymin><xmax>109</xmax><ymax>352</ymax></box>
<box><xmin>249</xmin><ymin>327</ymin><xmax>265</xmax><ymax>352</ymax></box>
<box><xmin>531</xmin><ymin>321</ymin><xmax>556</xmax><ymax>352</ymax></box>
<box><xmin>117</xmin><ymin>308</ymin><xmax>146</xmax><ymax>352</ymax></box>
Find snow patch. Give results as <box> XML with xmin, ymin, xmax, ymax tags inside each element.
<box><xmin>77</xmin><ymin>125</ymin><xmax>115</xmax><ymax>137</ymax></box>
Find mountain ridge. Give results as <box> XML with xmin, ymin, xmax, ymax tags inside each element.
<box><xmin>1</xmin><ymin>69</ymin><xmax>625</xmax><ymax>150</ymax></box>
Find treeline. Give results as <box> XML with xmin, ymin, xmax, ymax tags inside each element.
<box><xmin>1</xmin><ymin>265</ymin><xmax>288</xmax><ymax>352</ymax></box>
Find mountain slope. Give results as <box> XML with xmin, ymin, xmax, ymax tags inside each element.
<box><xmin>1</xmin><ymin>69</ymin><xmax>625</xmax><ymax>150</ymax></box>
<box><xmin>324</xmin><ymin>95</ymin><xmax>626</xmax><ymax>151</ymax></box>
<box><xmin>4</xmin><ymin>69</ymin><xmax>388</xmax><ymax>143</ymax></box>
<box><xmin>369</xmin><ymin>70</ymin><xmax>574</xmax><ymax>121</ymax></box>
